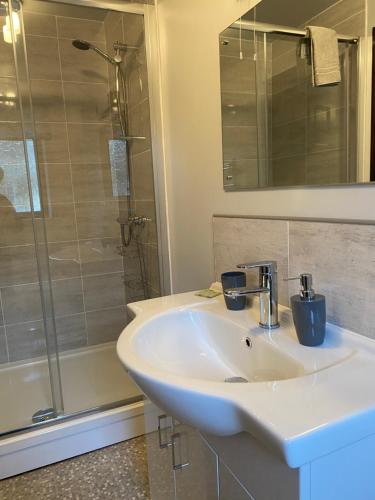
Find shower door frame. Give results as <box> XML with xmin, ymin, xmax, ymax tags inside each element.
<box><xmin>1</xmin><ymin>0</ymin><xmax>170</xmax><ymax>439</ymax></box>
<box><xmin>2</xmin><ymin>0</ymin><xmax>65</xmax><ymax>434</ymax></box>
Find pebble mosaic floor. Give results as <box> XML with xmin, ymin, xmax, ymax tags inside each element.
<box><xmin>0</xmin><ymin>435</ymin><xmax>150</xmax><ymax>500</ymax></box>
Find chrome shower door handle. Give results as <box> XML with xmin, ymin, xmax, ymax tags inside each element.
<box><xmin>171</xmin><ymin>432</ymin><xmax>190</xmax><ymax>470</ymax></box>
<box><xmin>158</xmin><ymin>414</ymin><xmax>172</xmax><ymax>449</ymax></box>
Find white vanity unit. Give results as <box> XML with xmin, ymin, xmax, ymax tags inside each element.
<box><xmin>117</xmin><ymin>292</ymin><xmax>375</xmax><ymax>500</ymax></box>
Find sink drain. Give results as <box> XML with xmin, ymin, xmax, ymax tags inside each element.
<box><xmin>224</xmin><ymin>376</ymin><xmax>248</xmax><ymax>383</ymax></box>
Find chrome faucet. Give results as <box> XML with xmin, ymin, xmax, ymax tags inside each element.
<box><xmin>224</xmin><ymin>261</ymin><xmax>279</xmax><ymax>329</ymax></box>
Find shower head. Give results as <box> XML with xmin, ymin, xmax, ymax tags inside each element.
<box><xmin>72</xmin><ymin>39</ymin><xmax>117</xmax><ymax>65</ymax></box>
<box><xmin>72</xmin><ymin>39</ymin><xmax>91</xmax><ymax>50</ymax></box>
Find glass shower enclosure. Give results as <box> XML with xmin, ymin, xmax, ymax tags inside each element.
<box><xmin>0</xmin><ymin>0</ymin><xmax>161</xmax><ymax>435</ymax></box>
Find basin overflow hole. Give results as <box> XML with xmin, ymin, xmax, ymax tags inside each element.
<box><xmin>244</xmin><ymin>337</ymin><xmax>252</xmax><ymax>348</ymax></box>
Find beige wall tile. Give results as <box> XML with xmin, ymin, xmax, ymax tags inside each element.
<box><xmin>41</xmin><ymin>203</ymin><xmax>77</xmax><ymax>242</ymax></box>
<box><xmin>0</xmin><ymin>77</ymin><xmax>20</xmax><ymax>121</ymax></box>
<box><xmin>0</xmin><ymin>208</ymin><xmax>34</xmax><ymax>247</ymax></box>
<box><xmin>213</xmin><ymin>217</ymin><xmax>289</xmax><ymax>306</ymax></box>
<box><xmin>30</xmin><ymin>80</ymin><xmax>65</xmax><ymax>123</ymax></box>
<box><xmin>221</xmin><ymin>92</ymin><xmax>257</xmax><ymax>127</ymax></box>
<box><xmin>55</xmin><ymin>313</ymin><xmax>86</xmax><ymax>351</ymax></box>
<box><xmin>83</xmin><ymin>272</ymin><xmax>126</xmax><ymax>310</ymax></box>
<box><xmin>64</xmin><ymin>82</ymin><xmax>111</xmax><ymax>123</ymax></box>
<box><xmin>271</xmin><ymin>84</ymin><xmax>306</xmax><ymax>127</ymax></box>
<box><xmin>23</xmin><ymin>12</ymin><xmax>57</xmax><ymax>37</ymax></box>
<box><xmin>86</xmin><ymin>306</ymin><xmax>127</xmax><ymax>344</ymax></box>
<box><xmin>39</xmin><ymin>163</ymin><xmax>74</xmax><ymax>205</ymax></box>
<box><xmin>0</xmin><ymin>245</ymin><xmax>38</xmax><ymax>286</ymax></box>
<box><xmin>222</xmin><ymin>125</ymin><xmax>258</xmax><ymax>161</ymax></box>
<box><xmin>0</xmin><ymin>123</ymin><xmax>25</xmax><ymax>164</ymax></box>
<box><xmin>134</xmin><ymin>200</ymin><xmax>158</xmax><ymax>245</ymax></box>
<box><xmin>306</xmin><ymin>150</ymin><xmax>347</xmax><ymax>185</ymax></box>
<box><xmin>128</xmin><ymin>99</ymin><xmax>151</xmax><ymax>155</ymax></box>
<box><xmin>57</xmin><ymin>17</ymin><xmax>105</xmax><ymax>42</ymax></box>
<box><xmin>0</xmin><ymin>294</ymin><xmax>3</xmax><ymax>326</ymax></box>
<box><xmin>289</xmin><ymin>221</ymin><xmax>375</xmax><ymax>339</ymax></box>
<box><xmin>59</xmin><ymin>38</ymin><xmax>108</xmax><ymax>83</ymax></box>
<box><xmin>143</xmin><ymin>243</ymin><xmax>160</xmax><ymax>292</ymax></box>
<box><xmin>272</xmin><ymin>156</ymin><xmax>306</xmax><ymax>187</ymax></box>
<box><xmin>225</xmin><ymin>159</ymin><xmax>259</xmax><ymax>189</ymax></box>
<box><xmin>132</xmin><ymin>150</ymin><xmax>155</xmax><ymax>201</ymax></box>
<box><xmin>272</xmin><ymin>119</ymin><xmax>305</xmax><ymax>159</ymax></box>
<box><xmin>79</xmin><ymin>238</ymin><xmax>123</xmax><ymax>276</ymax></box>
<box><xmin>35</xmin><ymin>123</ymin><xmax>69</xmax><ymax>164</ymax></box>
<box><xmin>47</xmin><ymin>241</ymin><xmax>80</xmax><ymax>280</ymax></box>
<box><xmin>0</xmin><ymin>327</ymin><xmax>7</xmax><ymax>363</ymax></box>
<box><xmin>2</xmin><ymin>283</ymin><xmax>43</xmax><ymax>324</ymax></box>
<box><xmin>122</xmin><ymin>13</ymin><xmax>144</xmax><ymax>47</ymax></box>
<box><xmin>71</xmin><ymin>163</ymin><xmax>114</xmax><ymax>202</ymax></box>
<box><xmin>67</xmin><ymin>123</ymin><xmax>112</xmax><ymax>164</ymax></box>
<box><xmin>122</xmin><ymin>240</ymin><xmax>142</xmax><ymax>294</ymax></box>
<box><xmin>0</xmin><ymin>22</ymin><xmax>16</xmax><ymax>77</ymax></box>
<box><xmin>128</xmin><ymin>56</ymin><xmax>149</xmax><ymax>104</ymax></box>
<box><xmin>26</xmin><ymin>36</ymin><xmax>61</xmax><ymax>80</ymax></box>
<box><xmin>104</xmin><ymin>14</ymin><xmax>123</xmax><ymax>83</ymax></box>
<box><xmin>220</xmin><ymin>56</ymin><xmax>256</xmax><ymax>93</ymax></box>
<box><xmin>76</xmin><ymin>201</ymin><xmax>119</xmax><ymax>239</ymax></box>
<box><xmin>307</xmin><ymin>108</ymin><xmax>346</xmax><ymax>154</ymax></box>
<box><xmin>6</xmin><ymin>320</ymin><xmax>46</xmax><ymax>362</ymax></box>
<box><xmin>219</xmin><ymin>36</ymin><xmax>254</xmax><ymax>59</ymax></box>
<box><xmin>52</xmin><ymin>277</ymin><xmax>84</xmax><ymax>317</ymax></box>
<box><xmin>6</xmin><ymin>314</ymin><xmax>86</xmax><ymax>362</ymax></box>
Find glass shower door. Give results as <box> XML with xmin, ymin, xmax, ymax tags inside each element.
<box><xmin>0</xmin><ymin>0</ymin><xmax>63</xmax><ymax>435</ymax></box>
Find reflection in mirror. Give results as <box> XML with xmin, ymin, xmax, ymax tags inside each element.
<box><xmin>219</xmin><ymin>0</ymin><xmax>366</xmax><ymax>190</ymax></box>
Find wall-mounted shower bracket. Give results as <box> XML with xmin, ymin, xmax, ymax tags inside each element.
<box><xmin>114</xmin><ymin>41</ymin><xmax>127</xmax><ymax>51</ymax></box>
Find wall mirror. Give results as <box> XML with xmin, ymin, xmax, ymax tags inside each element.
<box><xmin>219</xmin><ymin>0</ymin><xmax>371</xmax><ymax>190</ymax></box>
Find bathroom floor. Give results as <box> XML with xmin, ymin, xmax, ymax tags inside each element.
<box><xmin>0</xmin><ymin>435</ymin><xmax>150</xmax><ymax>500</ymax></box>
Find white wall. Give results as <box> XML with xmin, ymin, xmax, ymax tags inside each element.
<box><xmin>156</xmin><ymin>0</ymin><xmax>375</xmax><ymax>293</ymax></box>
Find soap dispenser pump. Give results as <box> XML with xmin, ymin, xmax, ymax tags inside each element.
<box><xmin>287</xmin><ymin>273</ymin><xmax>326</xmax><ymax>346</ymax></box>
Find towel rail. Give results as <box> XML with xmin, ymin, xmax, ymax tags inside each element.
<box><xmin>231</xmin><ymin>20</ymin><xmax>359</xmax><ymax>44</ymax></box>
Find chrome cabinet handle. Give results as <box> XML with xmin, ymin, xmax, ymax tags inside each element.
<box><xmin>171</xmin><ymin>432</ymin><xmax>190</xmax><ymax>470</ymax></box>
<box><xmin>158</xmin><ymin>414</ymin><xmax>172</xmax><ymax>449</ymax></box>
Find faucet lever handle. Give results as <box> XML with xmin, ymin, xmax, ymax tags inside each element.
<box><xmin>237</xmin><ymin>260</ymin><xmax>277</xmax><ymax>273</ymax></box>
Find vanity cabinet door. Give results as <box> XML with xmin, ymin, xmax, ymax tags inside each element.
<box><xmin>219</xmin><ymin>460</ymin><xmax>253</xmax><ymax>500</ymax></box>
<box><xmin>144</xmin><ymin>402</ymin><xmax>175</xmax><ymax>500</ymax></box>
<box><xmin>173</xmin><ymin>423</ymin><xmax>218</xmax><ymax>500</ymax></box>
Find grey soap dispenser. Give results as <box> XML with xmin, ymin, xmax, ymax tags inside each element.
<box><xmin>288</xmin><ymin>273</ymin><xmax>326</xmax><ymax>346</ymax></box>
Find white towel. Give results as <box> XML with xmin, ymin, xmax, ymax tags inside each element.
<box><xmin>307</xmin><ymin>26</ymin><xmax>341</xmax><ymax>87</ymax></box>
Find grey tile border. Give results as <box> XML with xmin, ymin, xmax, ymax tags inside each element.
<box><xmin>213</xmin><ymin>215</ymin><xmax>375</xmax><ymax>339</ymax></box>
<box><xmin>213</xmin><ymin>214</ymin><xmax>375</xmax><ymax>226</ymax></box>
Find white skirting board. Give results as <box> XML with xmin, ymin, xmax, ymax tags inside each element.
<box><xmin>0</xmin><ymin>402</ymin><xmax>146</xmax><ymax>480</ymax></box>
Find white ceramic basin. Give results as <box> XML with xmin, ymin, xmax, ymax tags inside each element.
<box><xmin>117</xmin><ymin>292</ymin><xmax>375</xmax><ymax>468</ymax></box>
<box><xmin>132</xmin><ymin>309</ymin><xmax>306</xmax><ymax>383</ymax></box>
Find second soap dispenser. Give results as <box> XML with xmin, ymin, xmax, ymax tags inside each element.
<box><xmin>288</xmin><ymin>273</ymin><xmax>326</xmax><ymax>346</ymax></box>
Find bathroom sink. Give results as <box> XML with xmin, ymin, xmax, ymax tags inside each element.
<box><xmin>117</xmin><ymin>292</ymin><xmax>375</xmax><ymax>468</ymax></box>
<box><xmin>131</xmin><ymin>309</ymin><xmax>306</xmax><ymax>383</ymax></box>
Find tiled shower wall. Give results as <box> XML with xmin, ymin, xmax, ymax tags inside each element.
<box><xmin>0</xmin><ymin>6</ymin><xmax>159</xmax><ymax>364</ymax></box>
<box><xmin>213</xmin><ymin>216</ymin><xmax>375</xmax><ymax>340</ymax></box>
<box><xmin>104</xmin><ymin>11</ymin><xmax>160</xmax><ymax>300</ymax></box>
